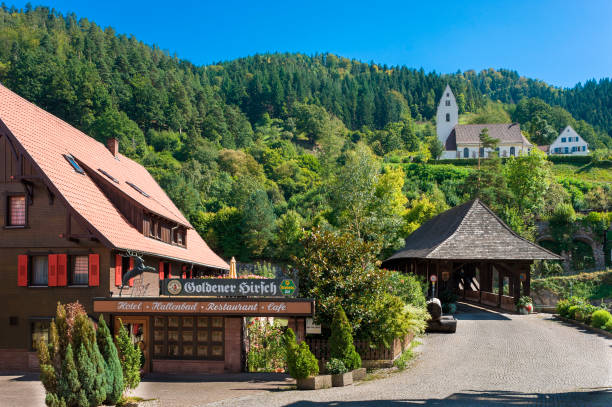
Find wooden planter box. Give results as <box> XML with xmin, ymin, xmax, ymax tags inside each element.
<box><xmin>331</xmin><ymin>372</ymin><xmax>353</xmax><ymax>387</ymax></box>
<box><xmin>297</xmin><ymin>375</ymin><xmax>332</xmax><ymax>390</ymax></box>
<box><xmin>352</xmin><ymin>367</ymin><xmax>367</xmax><ymax>381</ymax></box>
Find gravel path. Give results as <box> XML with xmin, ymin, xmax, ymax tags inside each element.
<box><xmin>207</xmin><ymin>303</ymin><xmax>612</xmax><ymax>407</ymax></box>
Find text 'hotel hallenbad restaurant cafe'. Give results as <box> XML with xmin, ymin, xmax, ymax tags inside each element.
<box><xmin>0</xmin><ymin>84</ymin><xmax>314</xmax><ymax>374</ymax></box>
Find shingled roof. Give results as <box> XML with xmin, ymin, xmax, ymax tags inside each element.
<box><xmin>0</xmin><ymin>84</ymin><xmax>228</xmax><ymax>270</ymax></box>
<box><xmin>384</xmin><ymin>199</ymin><xmax>561</xmax><ymax>262</ymax></box>
<box><xmin>445</xmin><ymin>123</ymin><xmax>531</xmax><ymax>150</ymax></box>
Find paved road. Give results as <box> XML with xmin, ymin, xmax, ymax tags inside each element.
<box><xmin>208</xmin><ymin>303</ymin><xmax>612</xmax><ymax>407</ymax></box>
<box><xmin>2</xmin><ymin>304</ymin><xmax>611</xmax><ymax>406</ymax></box>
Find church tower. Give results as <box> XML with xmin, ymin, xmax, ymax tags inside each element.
<box><xmin>436</xmin><ymin>84</ymin><xmax>458</xmax><ymax>147</ymax></box>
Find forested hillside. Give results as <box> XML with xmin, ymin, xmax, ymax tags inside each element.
<box><xmin>0</xmin><ymin>5</ymin><xmax>610</xmax><ymax>263</ymax></box>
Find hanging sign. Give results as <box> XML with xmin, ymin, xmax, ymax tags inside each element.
<box><xmin>161</xmin><ymin>278</ymin><xmax>298</xmax><ymax>297</ymax></box>
<box><xmin>306</xmin><ymin>318</ymin><xmax>322</xmax><ymax>335</ymax></box>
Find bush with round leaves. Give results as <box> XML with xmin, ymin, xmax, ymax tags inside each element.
<box><xmin>590</xmin><ymin>309</ymin><xmax>612</xmax><ymax>329</ymax></box>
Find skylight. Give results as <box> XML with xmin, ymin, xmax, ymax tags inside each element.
<box><xmin>98</xmin><ymin>168</ymin><xmax>119</xmax><ymax>184</ymax></box>
<box><xmin>126</xmin><ymin>181</ymin><xmax>150</xmax><ymax>198</ymax></box>
<box><xmin>63</xmin><ymin>154</ymin><xmax>84</xmax><ymax>174</ymax></box>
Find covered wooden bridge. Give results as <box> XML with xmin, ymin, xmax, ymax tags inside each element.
<box><xmin>382</xmin><ymin>199</ymin><xmax>562</xmax><ymax>311</ymax></box>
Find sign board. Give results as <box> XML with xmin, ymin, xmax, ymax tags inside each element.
<box><xmin>161</xmin><ymin>278</ymin><xmax>298</xmax><ymax>297</ymax></box>
<box><xmin>520</xmin><ymin>273</ymin><xmax>526</xmax><ymax>282</ymax></box>
<box><xmin>306</xmin><ymin>318</ymin><xmax>322</xmax><ymax>335</ymax></box>
<box><xmin>430</xmin><ymin>275</ymin><xmax>437</xmax><ymax>283</ymax></box>
<box><xmin>94</xmin><ymin>299</ymin><xmax>314</xmax><ymax>317</ymax></box>
<box><xmin>441</xmin><ymin>271</ymin><xmax>450</xmax><ymax>282</ymax></box>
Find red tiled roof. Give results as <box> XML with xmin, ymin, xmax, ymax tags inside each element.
<box><xmin>0</xmin><ymin>84</ymin><xmax>228</xmax><ymax>270</ymax></box>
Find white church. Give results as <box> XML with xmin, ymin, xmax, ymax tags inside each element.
<box><xmin>437</xmin><ymin>85</ymin><xmax>532</xmax><ymax>159</ymax></box>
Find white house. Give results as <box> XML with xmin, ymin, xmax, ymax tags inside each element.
<box><xmin>437</xmin><ymin>85</ymin><xmax>531</xmax><ymax>159</ymax></box>
<box><xmin>547</xmin><ymin>126</ymin><xmax>589</xmax><ymax>155</ymax></box>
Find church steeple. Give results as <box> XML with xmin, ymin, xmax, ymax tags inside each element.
<box><xmin>436</xmin><ymin>84</ymin><xmax>458</xmax><ymax>147</ymax></box>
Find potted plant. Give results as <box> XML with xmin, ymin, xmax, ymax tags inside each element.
<box><xmin>284</xmin><ymin>328</ymin><xmax>331</xmax><ymax>390</ymax></box>
<box><xmin>517</xmin><ymin>296</ymin><xmax>533</xmax><ymax>314</ymax></box>
<box><xmin>326</xmin><ymin>358</ymin><xmax>352</xmax><ymax>387</ymax></box>
<box><xmin>329</xmin><ymin>307</ymin><xmax>363</xmax><ymax>380</ymax></box>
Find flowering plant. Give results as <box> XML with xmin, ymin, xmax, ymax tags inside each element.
<box><xmin>246</xmin><ymin>318</ymin><xmax>287</xmax><ymax>372</ymax></box>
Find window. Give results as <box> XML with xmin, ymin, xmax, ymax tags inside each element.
<box><xmin>510</xmin><ymin>147</ymin><xmax>516</xmax><ymax>156</ymax></box>
<box><xmin>98</xmin><ymin>168</ymin><xmax>119</xmax><ymax>184</ymax></box>
<box><xmin>479</xmin><ymin>147</ymin><xmax>485</xmax><ymax>158</ymax></box>
<box><xmin>63</xmin><ymin>154</ymin><xmax>84</xmax><ymax>174</ymax></box>
<box><xmin>445</xmin><ymin>113</ymin><xmax>450</xmax><ymax>122</ymax></box>
<box><xmin>7</xmin><ymin>195</ymin><xmax>26</xmax><ymax>226</ymax></box>
<box><xmin>153</xmin><ymin>316</ymin><xmax>224</xmax><ymax>360</ymax></box>
<box><xmin>564</xmin><ymin>147</ymin><xmax>569</xmax><ymax>154</ymax></box>
<box><xmin>582</xmin><ymin>146</ymin><xmax>586</xmax><ymax>151</ymax></box>
<box><xmin>463</xmin><ymin>147</ymin><xmax>469</xmax><ymax>158</ymax></box>
<box><xmin>445</xmin><ymin>100</ymin><xmax>451</xmax><ymax>106</ymax></box>
<box><xmin>446</xmin><ymin>93</ymin><xmax>449</xmax><ymax>97</ymax></box>
<box><xmin>31</xmin><ymin>320</ymin><xmax>51</xmax><ymax>351</ymax></box>
<box><xmin>31</xmin><ymin>256</ymin><xmax>48</xmax><ymax>286</ymax></box>
<box><xmin>126</xmin><ymin>182</ymin><xmax>150</xmax><ymax>198</ymax></box>
<box><xmin>561</xmin><ymin>137</ymin><xmax>566</xmax><ymax>143</ymax></box>
<box><xmin>176</xmin><ymin>231</ymin><xmax>184</xmax><ymax>246</ymax></box>
<box><xmin>71</xmin><ymin>255</ymin><xmax>89</xmax><ymax>285</ymax></box>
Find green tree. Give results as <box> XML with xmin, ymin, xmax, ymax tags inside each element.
<box><xmin>116</xmin><ymin>321</ymin><xmax>141</xmax><ymax>391</ymax></box>
<box><xmin>243</xmin><ymin>189</ymin><xmax>277</xmax><ymax>258</ymax></box>
<box><xmin>96</xmin><ymin>317</ymin><xmax>124</xmax><ymax>405</ymax></box>
<box><xmin>329</xmin><ymin>307</ymin><xmax>361</xmax><ymax>370</ymax></box>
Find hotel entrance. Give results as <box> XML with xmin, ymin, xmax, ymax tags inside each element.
<box><xmin>114</xmin><ymin>316</ymin><xmax>150</xmax><ymax>373</ymax></box>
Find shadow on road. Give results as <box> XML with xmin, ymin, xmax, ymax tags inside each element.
<box><xmin>142</xmin><ymin>371</ymin><xmax>292</xmax><ymax>384</ymax></box>
<box><xmin>283</xmin><ymin>388</ymin><xmax>612</xmax><ymax>406</ymax></box>
<box><xmin>453</xmin><ymin>302</ymin><xmax>511</xmax><ymax>321</ymax></box>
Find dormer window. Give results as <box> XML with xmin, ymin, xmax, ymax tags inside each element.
<box><xmin>126</xmin><ymin>181</ymin><xmax>150</xmax><ymax>198</ymax></box>
<box><xmin>446</xmin><ymin>113</ymin><xmax>450</xmax><ymax>122</ymax></box>
<box><xmin>63</xmin><ymin>154</ymin><xmax>84</xmax><ymax>174</ymax></box>
<box><xmin>98</xmin><ymin>168</ymin><xmax>119</xmax><ymax>184</ymax></box>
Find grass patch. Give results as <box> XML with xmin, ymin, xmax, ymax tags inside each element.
<box><xmin>393</xmin><ymin>340</ymin><xmax>421</xmax><ymax>371</ymax></box>
<box><xmin>532</xmin><ymin>269</ymin><xmax>612</xmax><ymax>300</ymax></box>
<box><xmin>552</xmin><ymin>163</ymin><xmax>612</xmax><ymax>182</ymax></box>
<box><xmin>117</xmin><ymin>396</ymin><xmax>155</xmax><ymax>407</ymax></box>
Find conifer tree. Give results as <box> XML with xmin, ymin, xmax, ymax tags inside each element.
<box><xmin>73</xmin><ymin>313</ymin><xmax>107</xmax><ymax>406</ymax></box>
<box><xmin>116</xmin><ymin>320</ymin><xmax>141</xmax><ymax>391</ymax></box>
<box><xmin>96</xmin><ymin>316</ymin><xmax>124</xmax><ymax>404</ymax></box>
<box><xmin>329</xmin><ymin>306</ymin><xmax>362</xmax><ymax>371</ymax></box>
<box><xmin>57</xmin><ymin>344</ymin><xmax>81</xmax><ymax>407</ymax></box>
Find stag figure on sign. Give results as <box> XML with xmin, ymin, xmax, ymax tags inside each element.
<box><xmin>119</xmin><ymin>251</ymin><xmax>157</xmax><ymax>296</ymax></box>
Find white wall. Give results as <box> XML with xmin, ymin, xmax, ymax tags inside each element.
<box><xmin>436</xmin><ymin>85</ymin><xmax>458</xmax><ymax>147</ymax></box>
<box><xmin>454</xmin><ymin>144</ymin><xmax>530</xmax><ymax>159</ymax></box>
<box><xmin>549</xmin><ymin>126</ymin><xmax>589</xmax><ymax>155</ymax></box>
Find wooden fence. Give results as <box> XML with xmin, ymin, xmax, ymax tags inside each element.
<box><xmin>306</xmin><ymin>332</ymin><xmax>415</xmax><ymax>368</ymax></box>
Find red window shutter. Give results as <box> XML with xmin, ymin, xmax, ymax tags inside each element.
<box><xmin>182</xmin><ymin>265</ymin><xmax>187</xmax><ymax>279</ymax></box>
<box><xmin>115</xmin><ymin>255</ymin><xmax>122</xmax><ymax>287</ymax></box>
<box><xmin>17</xmin><ymin>255</ymin><xmax>28</xmax><ymax>287</ymax></box>
<box><xmin>159</xmin><ymin>261</ymin><xmax>164</xmax><ymax>280</ymax></box>
<box><xmin>48</xmin><ymin>254</ymin><xmax>58</xmax><ymax>287</ymax></box>
<box><xmin>168</xmin><ymin>263</ymin><xmax>173</xmax><ymax>278</ymax></box>
<box><xmin>129</xmin><ymin>257</ymin><xmax>134</xmax><ymax>287</ymax></box>
<box><xmin>57</xmin><ymin>254</ymin><xmax>67</xmax><ymax>286</ymax></box>
<box><xmin>89</xmin><ymin>254</ymin><xmax>100</xmax><ymax>287</ymax></box>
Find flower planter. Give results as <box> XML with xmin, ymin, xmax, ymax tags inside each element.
<box><xmin>331</xmin><ymin>372</ymin><xmax>353</xmax><ymax>387</ymax></box>
<box><xmin>519</xmin><ymin>304</ymin><xmax>533</xmax><ymax>314</ymax></box>
<box><xmin>296</xmin><ymin>375</ymin><xmax>332</xmax><ymax>390</ymax></box>
<box><xmin>352</xmin><ymin>367</ymin><xmax>367</xmax><ymax>381</ymax></box>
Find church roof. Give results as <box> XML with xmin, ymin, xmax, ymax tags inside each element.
<box><xmin>445</xmin><ymin>123</ymin><xmax>531</xmax><ymax>149</ymax></box>
<box><xmin>382</xmin><ymin>199</ymin><xmax>561</xmax><ymax>263</ymax></box>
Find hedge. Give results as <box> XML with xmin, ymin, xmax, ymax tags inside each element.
<box><xmin>547</xmin><ymin>155</ymin><xmax>592</xmax><ymax>165</ymax></box>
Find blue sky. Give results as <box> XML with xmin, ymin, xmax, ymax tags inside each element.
<box><xmin>12</xmin><ymin>0</ymin><xmax>612</xmax><ymax>88</ymax></box>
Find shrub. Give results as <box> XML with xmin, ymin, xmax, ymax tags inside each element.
<box><xmin>567</xmin><ymin>305</ymin><xmax>580</xmax><ymax>320</ymax></box>
<box><xmin>605</xmin><ymin>318</ymin><xmax>612</xmax><ymax>332</ymax></box>
<box><xmin>556</xmin><ymin>299</ymin><xmax>571</xmax><ymax>317</ymax></box>
<box><xmin>292</xmin><ymin>342</ymin><xmax>319</xmax><ymax>379</ymax></box>
<box><xmin>116</xmin><ymin>320</ymin><xmax>141</xmax><ymax>391</ymax></box>
<box><xmin>96</xmin><ymin>317</ymin><xmax>124</xmax><ymax>404</ymax></box>
<box><xmin>329</xmin><ymin>307</ymin><xmax>362</xmax><ymax>371</ymax></box>
<box><xmin>388</xmin><ymin>272</ymin><xmax>427</xmax><ymax>308</ymax></box>
<box><xmin>283</xmin><ymin>328</ymin><xmax>298</xmax><ymax>378</ymax></box>
<box><xmin>325</xmin><ymin>358</ymin><xmax>348</xmax><ymax>375</ymax></box>
<box><xmin>591</xmin><ymin>309</ymin><xmax>612</xmax><ymax>329</ymax></box>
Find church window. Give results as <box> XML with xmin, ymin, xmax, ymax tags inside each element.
<box><xmin>510</xmin><ymin>147</ymin><xmax>516</xmax><ymax>156</ymax></box>
<box><xmin>445</xmin><ymin>100</ymin><xmax>451</xmax><ymax>106</ymax></box>
<box><xmin>463</xmin><ymin>148</ymin><xmax>469</xmax><ymax>158</ymax></box>
<box><xmin>446</xmin><ymin>113</ymin><xmax>450</xmax><ymax>122</ymax></box>
<box><xmin>446</xmin><ymin>93</ymin><xmax>449</xmax><ymax>97</ymax></box>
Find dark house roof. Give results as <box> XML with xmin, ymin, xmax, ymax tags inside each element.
<box><xmin>383</xmin><ymin>199</ymin><xmax>562</xmax><ymax>263</ymax></box>
<box><xmin>445</xmin><ymin>123</ymin><xmax>531</xmax><ymax>150</ymax></box>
